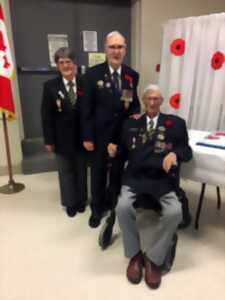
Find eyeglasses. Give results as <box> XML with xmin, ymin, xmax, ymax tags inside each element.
<box><xmin>147</xmin><ymin>97</ymin><xmax>161</xmax><ymax>101</ymax></box>
<box><xmin>107</xmin><ymin>45</ymin><xmax>126</xmax><ymax>50</ymax></box>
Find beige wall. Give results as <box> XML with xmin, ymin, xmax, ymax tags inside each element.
<box><xmin>0</xmin><ymin>0</ymin><xmax>23</xmax><ymax>175</ymax></box>
<box><xmin>131</xmin><ymin>0</ymin><xmax>225</xmax><ymax>93</ymax></box>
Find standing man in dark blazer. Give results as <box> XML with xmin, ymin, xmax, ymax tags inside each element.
<box><xmin>81</xmin><ymin>31</ymin><xmax>140</xmax><ymax>228</ymax></box>
<box><xmin>41</xmin><ymin>47</ymin><xmax>87</xmax><ymax>217</ymax></box>
<box><xmin>108</xmin><ymin>84</ymin><xmax>192</xmax><ymax>289</ymax></box>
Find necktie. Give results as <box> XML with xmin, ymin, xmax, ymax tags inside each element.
<box><xmin>112</xmin><ymin>71</ymin><xmax>120</xmax><ymax>92</ymax></box>
<box><xmin>68</xmin><ymin>81</ymin><xmax>77</xmax><ymax>106</ymax></box>
<box><xmin>147</xmin><ymin>118</ymin><xmax>154</xmax><ymax>138</ymax></box>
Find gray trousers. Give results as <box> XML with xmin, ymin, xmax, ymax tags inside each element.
<box><xmin>116</xmin><ymin>186</ymin><xmax>182</xmax><ymax>266</ymax></box>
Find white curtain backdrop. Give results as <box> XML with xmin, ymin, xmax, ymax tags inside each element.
<box><xmin>159</xmin><ymin>13</ymin><xmax>225</xmax><ymax>131</ymax></box>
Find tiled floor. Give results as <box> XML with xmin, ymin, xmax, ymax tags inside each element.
<box><xmin>0</xmin><ymin>172</ymin><xmax>225</xmax><ymax>300</ymax></box>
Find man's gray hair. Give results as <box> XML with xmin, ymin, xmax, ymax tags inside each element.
<box><xmin>142</xmin><ymin>84</ymin><xmax>163</xmax><ymax>99</ymax></box>
<box><xmin>105</xmin><ymin>31</ymin><xmax>126</xmax><ymax>46</ymax></box>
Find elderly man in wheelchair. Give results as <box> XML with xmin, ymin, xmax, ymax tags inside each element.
<box><xmin>104</xmin><ymin>84</ymin><xmax>192</xmax><ymax>289</ymax></box>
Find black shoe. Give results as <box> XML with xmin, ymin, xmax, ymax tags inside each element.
<box><xmin>66</xmin><ymin>206</ymin><xmax>77</xmax><ymax>217</ymax></box>
<box><xmin>77</xmin><ymin>204</ymin><xmax>86</xmax><ymax>213</ymax></box>
<box><xmin>89</xmin><ymin>213</ymin><xmax>102</xmax><ymax>228</ymax></box>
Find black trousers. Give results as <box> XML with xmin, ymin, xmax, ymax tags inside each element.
<box><xmin>56</xmin><ymin>150</ymin><xmax>88</xmax><ymax>208</ymax></box>
<box><xmin>90</xmin><ymin>150</ymin><xmax>124</xmax><ymax>215</ymax></box>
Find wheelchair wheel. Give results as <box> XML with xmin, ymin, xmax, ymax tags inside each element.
<box><xmin>98</xmin><ymin>211</ymin><xmax>116</xmax><ymax>249</ymax></box>
<box><xmin>160</xmin><ymin>233</ymin><xmax>178</xmax><ymax>274</ymax></box>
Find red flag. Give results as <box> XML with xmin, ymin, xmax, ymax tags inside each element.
<box><xmin>0</xmin><ymin>4</ymin><xmax>15</xmax><ymax>120</ymax></box>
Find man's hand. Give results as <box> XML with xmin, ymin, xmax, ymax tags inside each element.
<box><xmin>107</xmin><ymin>143</ymin><xmax>118</xmax><ymax>157</ymax></box>
<box><xmin>45</xmin><ymin>144</ymin><xmax>55</xmax><ymax>153</ymax></box>
<box><xmin>130</xmin><ymin>113</ymin><xmax>142</xmax><ymax>120</ymax></box>
<box><xmin>83</xmin><ymin>141</ymin><xmax>94</xmax><ymax>151</ymax></box>
<box><xmin>162</xmin><ymin>152</ymin><xmax>177</xmax><ymax>173</ymax></box>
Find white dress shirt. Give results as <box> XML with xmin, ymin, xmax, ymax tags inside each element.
<box><xmin>63</xmin><ymin>77</ymin><xmax>77</xmax><ymax>94</ymax></box>
<box><xmin>146</xmin><ymin>114</ymin><xmax>159</xmax><ymax>130</ymax></box>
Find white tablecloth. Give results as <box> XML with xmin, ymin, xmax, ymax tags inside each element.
<box><xmin>181</xmin><ymin>130</ymin><xmax>225</xmax><ymax>187</ymax></box>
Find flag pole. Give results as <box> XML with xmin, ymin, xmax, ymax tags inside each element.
<box><xmin>0</xmin><ymin>112</ymin><xmax>25</xmax><ymax>194</ymax></box>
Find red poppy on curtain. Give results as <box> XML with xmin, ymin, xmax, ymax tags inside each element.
<box><xmin>169</xmin><ymin>93</ymin><xmax>181</xmax><ymax>109</ymax></box>
<box><xmin>211</xmin><ymin>51</ymin><xmax>225</xmax><ymax>70</ymax></box>
<box><xmin>170</xmin><ymin>38</ymin><xmax>185</xmax><ymax>56</ymax></box>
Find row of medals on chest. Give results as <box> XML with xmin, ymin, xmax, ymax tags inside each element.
<box><xmin>132</xmin><ymin>126</ymin><xmax>166</xmax><ymax>153</ymax></box>
<box><xmin>97</xmin><ymin>73</ymin><xmax>133</xmax><ymax>110</ymax></box>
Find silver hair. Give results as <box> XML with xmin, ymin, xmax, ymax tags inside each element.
<box><xmin>142</xmin><ymin>84</ymin><xmax>163</xmax><ymax>100</ymax></box>
<box><xmin>105</xmin><ymin>31</ymin><xmax>126</xmax><ymax>46</ymax></box>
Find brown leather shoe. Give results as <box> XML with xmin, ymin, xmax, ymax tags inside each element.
<box><xmin>126</xmin><ymin>251</ymin><xmax>143</xmax><ymax>284</ymax></box>
<box><xmin>144</xmin><ymin>254</ymin><xmax>161</xmax><ymax>289</ymax></box>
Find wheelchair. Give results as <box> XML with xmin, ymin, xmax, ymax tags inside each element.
<box><xmin>98</xmin><ymin>165</ymin><xmax>191</xmax><ymax>273</ymax></box>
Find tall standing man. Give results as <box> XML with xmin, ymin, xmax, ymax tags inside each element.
<box><xmin>81</xmin><ymin>31</ymin><xmax>140</xmax><ymax>228</ymax></box>
<box><xmin>41</xmin><ymin>47</ymin><xmax>87</xmax><ymax>217</ymax></box>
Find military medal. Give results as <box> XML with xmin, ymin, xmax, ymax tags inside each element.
<box><xmin>121</xmin><ymin>89</ymin><xmax>133</xmax><ymax>110</ymax></box>
<box><xmin>142</xmin><ymin>133</ymin><xmax>147</xmax><ymax>144</ymax></box>
<box><xmin>157</xmin><ymin>126</ymin><xmax>166</xmax><ymax>132</ymax></box>
<box><xmin>56</xmin><ymin>90</ymin><xmax>65</xmax><ymax>112</ymax></box>
<box><xmin>56</xmin><ymin>99</ymin><xmax>62</xmax><ymax>112</ymax></box>
<box><xmin>97</xmin><ymin>80</ymin><xmax>104</xmax><ymax>89</ymax></box>
<box><xmin>58</xmin><ymin>90</ymin><xmax>65</xmax><ymax>99</ymax></box>
<box><xmin>154</xmin><ymin>126</ymin><xmax>166</xmax><ymax>153</ymax></box>
<box><xmin>157</xmin><ymin>134</ymin><xmax>164</xmax><ymax>141</ymax></box>
<box><xmin>139</xmin><ymin>132</ymin><xmax>147</xmax><ymax>144</ymax></box>
<box><xmin>131</xmin><ymin>137</ymin><xmax>136</xmax><ymax>149</ymax></box>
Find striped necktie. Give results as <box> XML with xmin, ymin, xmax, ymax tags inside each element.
<box><xmin>147</xmin><ymin>118</ymin><xmax>154</xmax><ymax>138</ymax></box>
<box><xmin>68</xmin><ymin>81</ymin><xmax>77</xmax><ymax>106</ymax></box>
<box><xmin>112</xmin><ymin>71</ymin><xmax>120</xmax><ymax>92</ymax></box>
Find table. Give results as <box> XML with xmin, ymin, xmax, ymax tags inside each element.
<box><xmin>181</xmin><ymin>130</ymin><xmax>225</xmax><ymax>229</ymax></box>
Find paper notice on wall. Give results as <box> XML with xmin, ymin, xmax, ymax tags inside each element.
<box><xmin>88</xmin><ymin>52</ymin><xmax>106</xmax><ymax>67</ymax></box>
<box><xmin>82</xmin><ymin>31</ymin><xmax>98</xmax><ymax>52</ymax></box>
<box><xmin>47</xmin><ymin>34</ymin><xmax>69</xmax><ymax>67</ymax></box>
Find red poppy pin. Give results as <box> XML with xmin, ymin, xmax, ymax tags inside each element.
<box><xmin>211</xmin><ymin>51</ymin><xmax>225</xmax><ymax>70</ymax></box>
<box><xmin>164</xmin><ymin>119</ymin><xmax>173</xmax><ymax>127</ymax></box>
<box><xmin>170</xmin><ymin>38</ymin><xmax>185</xmax><ymax>56</ymax></box>
<box><xmin>77</xmin><ymin>90</ymin><xmax>84</xmax><ymax>97</ymax></box>
<box><xmin>169</xmin><ymin>93</ymin><xmax>181</xmax><ymax>109</ymax></box>
<box><xmin>124</xmin><ymin>74</ymin><xmax>133</xmax><ymax>85</ymax></box>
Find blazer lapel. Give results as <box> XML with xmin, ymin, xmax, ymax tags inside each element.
<box><xmin>139</xmin><ymin>113</ymin><xmax>148</xmax><ymax>131</ymax></box>
<box><xmin>103</xmin><ymin>62</ymin><xmax>112</xmax><ymax>83</ymax></box>
<box><xmin>156</xmin><ymin>113</ymin><xmax>164</xmax><ymax>128</ymax></box>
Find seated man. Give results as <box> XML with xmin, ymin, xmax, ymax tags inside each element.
<box><xmin>108</xmin><ymin>84</ymin><xmax>192</xmax><ymax>289</ymax></box>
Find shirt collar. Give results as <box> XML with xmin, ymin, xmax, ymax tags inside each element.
<box><xmin>63</xmin><ymin>77</ymin><xmax>76</xmax><ymax>87</ymax></box>
<box><xmin>146</xmin><ymin>114</ymin><xmax>159</xmax><ymax>129</ymax></box>
<box><xmin>109</xmin><ymin>65</ymin><xmax>122</xmax><ymax>76</ymax></box>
